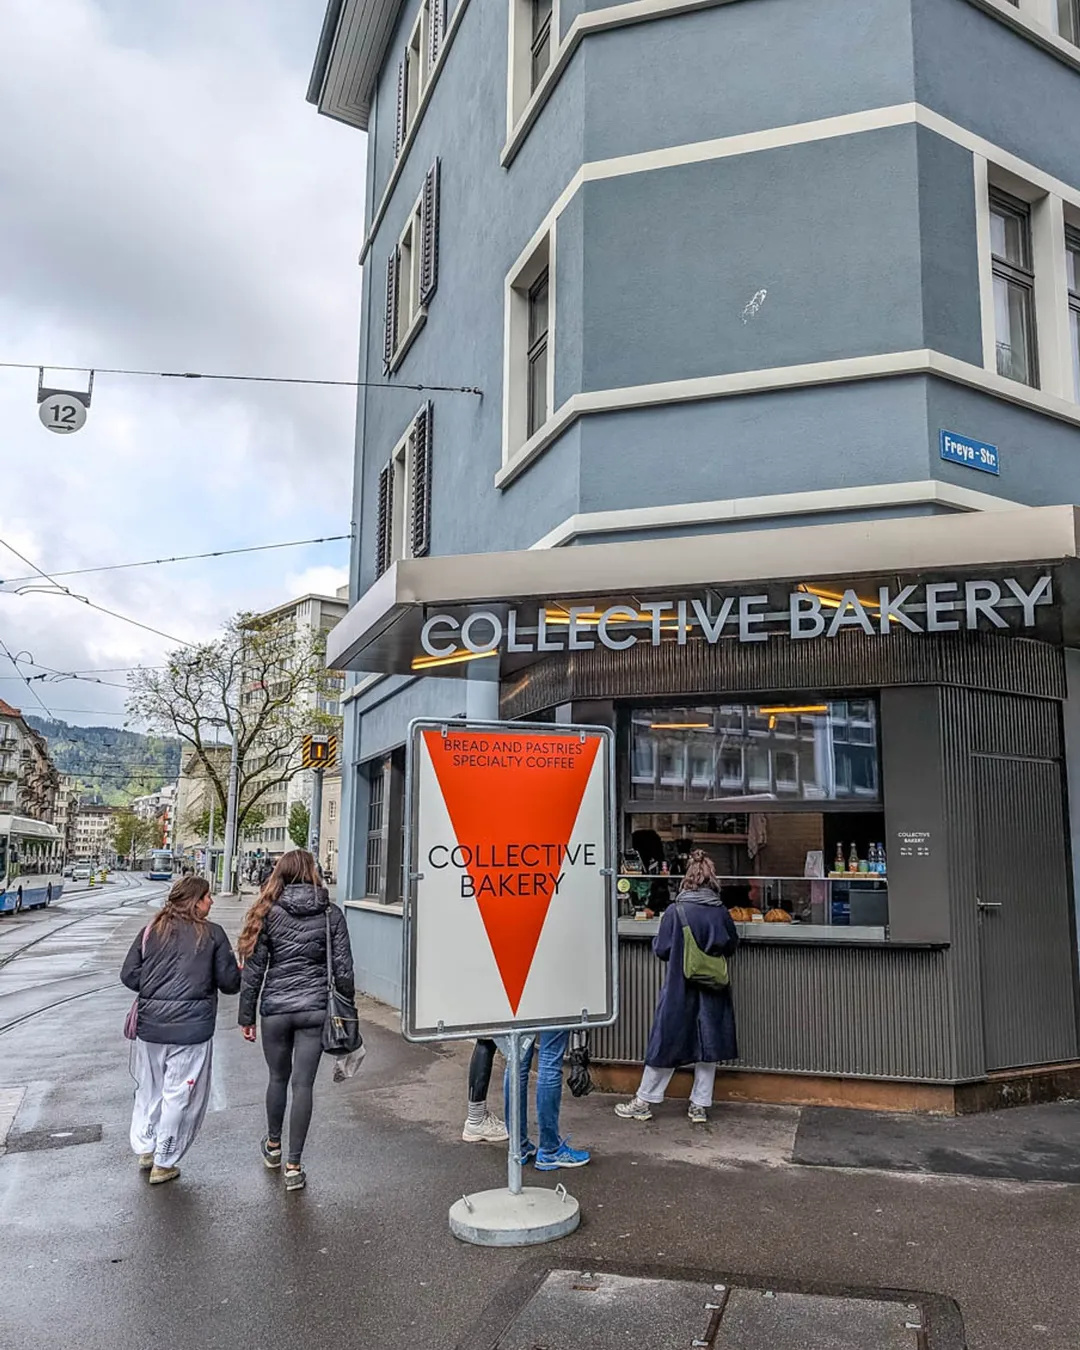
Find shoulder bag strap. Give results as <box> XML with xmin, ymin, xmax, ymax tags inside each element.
<box><xmin>324</xmin><ymin>910</ymin><xmax>334</xmax><ymax>994</ymax></box>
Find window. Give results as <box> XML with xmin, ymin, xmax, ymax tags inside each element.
<box><xmin>505</xmin><ymin>233</ymin><xmax>553</xmax><ymax>457</ymax></box>
<box><xmin>628</xmin><ymin>702</ymin><xmax>881</xmax><ymax>805</ymax></box>
<box><xmin>1060</xmin><ymin>0</ymin><xmax>1080</xmax><ymax>46</ymax></box>
<box><xmin>365</xmin><ymin>763</ymin><xmax>385</xmax><ymax>897</ymax></box>
<box><xmin>526</xmin><ymin>270</ymin><xmax>550</xmax><ymax>437</ymax></box>
<box><xmin>393</xmin><ymin>0</ymin><xmax>446</xmax><ymax>155</ymax></box>
<box><xmin>990</xmin><ymin>190</ymin><xmax>1039</xmax><ymax>387</ymax></box>
<box><xmin>383</xmin><ymin>161</ymin><xmax>440</xmax><ymax>371</ymax></box>
<box><xmin>375</xmin><ymin>402</ymin><xmax>433</xmax><ymax>576</ymax></box>
<box><xmin>328</xmin><ymin>800</ymin><xmax>337</xmax><ymax>822</ymax></box>
<box><xmin>1067</xmin><ymin>226</ymin><xmax>1080</xmax><ymax>401</ymax></box>
<box><xmin>531</xmin><ymin>0</ymin><xmax>553</xmax><ymax>90</ymax></box>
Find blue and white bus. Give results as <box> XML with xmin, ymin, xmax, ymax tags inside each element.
<box><xmin>0</xmin><ymin>814</ymin><xmax>64</xmax><ymax>914</ymax></box>
<box><xmin>148</xmin><ymin>849</ymin><xmax>174</xmax><ymax>881</ymax></box>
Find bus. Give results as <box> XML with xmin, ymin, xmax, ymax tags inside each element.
<box><xmin>148</xmin><ymin>849</ymin><xmax>174</xmax><ymax>881</ymax></box>
<box><xmin>0</xmin><ymin>814</ymin><xmax>64</xmax><ymax>914</ymax></box>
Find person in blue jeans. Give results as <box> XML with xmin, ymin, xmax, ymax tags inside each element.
<box><xmin>504</xmin><ymin>1029</ymin><xmax>590</xmax><ymax>1171</ymax></box>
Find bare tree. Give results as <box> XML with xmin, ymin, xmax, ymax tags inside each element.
<box><xmin>128</xmin><ymin>612</ymin><xmax>340</xmax><ymax>837</ymax></box>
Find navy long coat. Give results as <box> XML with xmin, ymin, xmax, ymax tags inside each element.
<box><xmin>644</xmin><ymin>889</ymin><xmax>740</xmax><ymax>1068</ymax></box>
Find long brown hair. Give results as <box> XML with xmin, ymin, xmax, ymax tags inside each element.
<box><xmin>151</xmin><ymin>876</ymin><xmax>211</xmax><ymax>947</ymax></box>
<box><xmin>237</xmin><ymin>849</ymin><xmax>320</xmax><ymax>960</ymax></box>
<box><xmin>679</xmin><ymin>849</ymin><xmax>719</xmax><ymax>894</ymax></box>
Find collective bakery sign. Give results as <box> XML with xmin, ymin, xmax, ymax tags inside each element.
<box><xmin>404</xmin><ymin>721</ymin><xmax>615</xmax><ymax>1041</ymax></box>
<box><xmin>418</xmin><ymin>576</ymin><xmax>1053</xmax><ymax>657</ymax></box>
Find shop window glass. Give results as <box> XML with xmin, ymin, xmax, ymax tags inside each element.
<box><xmin>628</xmin><ymin>701</ymin><xmax>881</xmax><ymax>804</ymax></box>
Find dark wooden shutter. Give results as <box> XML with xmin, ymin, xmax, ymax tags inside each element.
<box><xmin>429</xmin><ymin>0</ymin><xmax>447</xmax><ymax>68</ymax></box>
<box><xmin>383</xmin><ymin>247</ymin><xmax>399</xmax><ymax>372</ymax></box>
<box><xmin>410</xmin><ymin>402</ymin><xmax>433</xmax><ymax>558</ymax></box>
<box><xmin>375</xmin><ymin>461</ymin><xmax>393</xmax><ymax>575</ymax></box>
<box><xmin>419</xmin><ymin>159</ymin><xmax>440</xmax><ymax>307</ymax></box>
<box><xmin>394</xmin><ymin>56</ymin><xmax>407</xmax><ymax>155</ymax></box>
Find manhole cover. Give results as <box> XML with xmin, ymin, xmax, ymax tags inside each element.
<box><xmin>5</xmin><ymin>1124</ymin><xmax>103</xmax><ymax>1152</ymax></box>
<box><xmin>475</xmin><ymin>1268</ymin><xmax>965</xmax><ymax>1350</ymax></box>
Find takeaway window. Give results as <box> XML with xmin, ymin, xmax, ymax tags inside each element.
<box><xmin>627</xmin><ymin>700</ymin><xmax>881</xmax><ymax>806</ymax></box>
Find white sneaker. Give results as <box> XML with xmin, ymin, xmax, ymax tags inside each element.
<box><xmin>462</xmin><ymin>1112</ymin><xmax>510</xmax><ymax>1143</ymax></box>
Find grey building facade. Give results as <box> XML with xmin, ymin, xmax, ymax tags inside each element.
<box><xmin>310</xmin><ymin>0</ymin><xmax>1080</xmax><ymax>1108</ymax></box>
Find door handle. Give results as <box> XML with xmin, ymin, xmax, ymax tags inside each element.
<box><xmin>976</xmin><ymin>898</ymin><xmax>1002</xmax><ymax>912</ymax></box>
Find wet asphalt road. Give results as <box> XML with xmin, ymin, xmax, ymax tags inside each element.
<box><xmin>0</xmin><ymin>885</ymin><xmax>1078</xmax><ymax>1349</ymax></box>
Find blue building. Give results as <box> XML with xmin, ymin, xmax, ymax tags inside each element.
<box><xmin>309</xmin><ymin>0</ymin><xmax>1080</xmax><ymax>1109</ymax></box>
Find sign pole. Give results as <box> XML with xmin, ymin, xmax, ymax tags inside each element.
<box><xmin>506</xmin><ymin>1031</ymin><xmax>523</xmax><ymax>1197</ymax></box>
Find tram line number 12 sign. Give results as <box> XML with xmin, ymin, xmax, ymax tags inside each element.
<box><xmin>403</xmin><ymin>719</ymin><xmax>617</xmax><ymax>1042</ymax></box>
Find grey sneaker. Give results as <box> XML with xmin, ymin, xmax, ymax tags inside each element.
<box><xmin>284</xmin><ymin>1165</ymin><xmax>306</xmax><ymax>1192</ymax></box>
<box><xmin>614</xmin><ymin>1097</ymin><xmax>653</xmax><ymax>1121</ymax></box>
<box><xmin>687</xmin><ymin>1103</ymin><xmax>708</xmax><ymax>1124</ymax></box>
<box><xmin>462</xmin><ymin>1112</ymin><xmax>510</xmax><ymax>1144</ymax></box>
<box><xmin>261</xmin><ymin>1136</ymin><xmax>282</xmax><ymax>1169</ymax></box>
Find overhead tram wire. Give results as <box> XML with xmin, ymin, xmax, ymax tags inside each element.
<box><xmin>0</xmin><ymin>533</ymin><xmax>352</xmax><ymax>588</ymax></box>
<box><xmin>0</xmin><ymin>637</ymin><xmax>54</xmax><ymax>718</ymax></box>
<box><xmin>0</xmin><ymin>360</ymin><xmax>483</xmax><ymax>397</ymax></box>
<box><xmin>0</xmin><ymin>536</ymin><xmax>188</xmax><ymax>647</ymax></box>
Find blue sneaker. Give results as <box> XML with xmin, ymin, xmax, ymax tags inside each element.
<box><xmin>534</xmin><ymin>1138</ymin><xmax>591</xmax><ymax>1171</ymax></box>
<box><xmin>517</xmin><ymin>1139</ymin><xmax>538</xmax><ymax>1166</ymax></box>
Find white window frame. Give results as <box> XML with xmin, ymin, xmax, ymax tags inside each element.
<box><xmin>975</xmin><ymin>159</ymin><xmax>1079</xmax><ymax>402</ymax></box>
<box><xmin>1066</xmin><ymin>216</ymin><xmax>1080</xmax><ymax>401</ymax></box>
<box><xmin>390</xmin><ymin>189</ymin><xmax>427</xmax><ymax>370</ymax></box>
<box><xmin>503</xmin><ymin>228</ymin><xmax>555</xmax><ymax>461</ymax></box>
<box><xmin>507</xmin><ymin>0</ymin><xmax>560</xmax><ymax>136</ymax></box>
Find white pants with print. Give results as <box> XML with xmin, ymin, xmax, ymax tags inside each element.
<box><xmin>130</xmin><ymin>1038</ymin><xmax>213</xmax><ymax>1167</ymax></box>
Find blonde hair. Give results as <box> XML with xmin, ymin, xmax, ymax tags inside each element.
<box><xmin>679</xmin><ymin>849</ymin><xmax>719</xmax><ymax>893</ymax></box>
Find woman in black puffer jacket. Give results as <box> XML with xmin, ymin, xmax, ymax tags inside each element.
<box><xmin>238</xmin><ymin>849</ymin><xmax>354</xmax><ymax>1191</ymax></box>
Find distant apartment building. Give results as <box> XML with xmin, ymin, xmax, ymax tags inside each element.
<box><xmin>242</xmin><ymin>588</ymin><xmax>347</xmax><ymax>855</ymax></box>
<box><xmin>130</xmin><ymin>782</ymin><xmax>179</xmax><ymax>850</ymax></box>
<box><xmin>174</xmin><ymin>748</ymin><xmax>231</xmax><ymax>855</ymax></box>
<box><xmin>71</xmin><ymin>803</ymin><xmax>116</xmax><ymax>861</ymax></box>
<box><xmin>53</xmin><ymin>775</ymin><xmax>79</xmax><ymax>858</ymax></box>
<box><xmin>0</xmin><ymin>699</ymin><xmax>60</xmax><ymax>822</ymax></box>
<box><xmin>318</xmin><ymin>765</ymin><xmax>342</xmax><ymax>882</ymax></box>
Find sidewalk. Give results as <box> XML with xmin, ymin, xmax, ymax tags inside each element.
<box><xmin>0</xmin><ymin>894</ymin><xmax>1077</xmax><ymax>1349</ymax></box>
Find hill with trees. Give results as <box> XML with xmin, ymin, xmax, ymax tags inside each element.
<box><xmin>24</xmin><ymin>716</ymin><xmax>182</xmax><ymax>805</ymax></box>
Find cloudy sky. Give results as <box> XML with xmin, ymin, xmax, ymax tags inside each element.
<box><xmin>0</xmin><ymin>0</ymin><xmax>364</xmax><ymax>728</ymax></box>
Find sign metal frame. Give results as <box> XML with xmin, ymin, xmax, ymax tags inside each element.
<box><xmin>402</xmin><ymin>717</ymin><xmax>618</xmax><ymax>1045</ymax></box>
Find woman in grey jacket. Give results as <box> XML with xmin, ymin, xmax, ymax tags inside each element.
<box><xmin>238</xmin><ymin>850</ymin><xmax>354</xmax><ymax>1191</ymax></box>
<box><xmin>121</xmin><ymin>876</ymin><xmax>240</xmax><ymax>1185</ymax></box>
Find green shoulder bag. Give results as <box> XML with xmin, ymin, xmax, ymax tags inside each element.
<box><xmin>677</xmin><ymin>902</ymin><xmax>730</xmax><ymax>991</ymax></box>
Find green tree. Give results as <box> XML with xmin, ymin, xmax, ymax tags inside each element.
<box><xmin>112</xmin><ymin>811</ymin><xmax>165</xmax><ymax>860</ymax></box>
<box><xmin>128</xmin><ymin>612</ymin><xmax>340</xmax><ymax>838</ymax></box>
<box><xmin>184</xmin><ymin>804</ymin><xmax>266</xmax><ymax>844</ymax></box>
<box><xmin>288</xmin><ymin>802</ymin><xmax>310</xmax><ymax>849</ymax></box>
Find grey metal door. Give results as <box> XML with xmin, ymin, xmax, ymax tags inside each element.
<box><xmin>975</xmin><ymin>755</ymin><xmax>1079</xmax><ymax>1071</ymax></box>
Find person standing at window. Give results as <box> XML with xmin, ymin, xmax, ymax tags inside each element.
<box><xmin>121</xmin><ymin>877</ymin><xmax>241</xmax><ymax>1185</ymax></box>
<box><xmin>614</xmin><ymin>850</ymin><xmax>739</xmax><ymax>1124</ymax></box>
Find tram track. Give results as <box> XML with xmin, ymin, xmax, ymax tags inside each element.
<box><xmin>0</xmin><ymin>874</ymin><xmax>159</xmax><ymax>972</ymax></box>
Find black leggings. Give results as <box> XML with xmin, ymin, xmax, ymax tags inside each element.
<box><xmin>468</xmin><ymin>1038</ymin><xmax>497</xmax><ymax>1103</ymax></box>
<box><xmin>261</xmin><ymin>1011</ymin><xmax>324</xmax><ymax>1164</ymax></box>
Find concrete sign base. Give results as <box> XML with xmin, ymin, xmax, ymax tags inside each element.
<box><xmin>449</xmin><ymin>1185</ymin><xmax>581</xmax><ymax>1247</ymax></box>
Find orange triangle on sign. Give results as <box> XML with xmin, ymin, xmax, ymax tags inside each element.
<box><xmin>423</xmin><ymin>729</ymin><xmax>601</xmax><ymax>1014</ymax></box>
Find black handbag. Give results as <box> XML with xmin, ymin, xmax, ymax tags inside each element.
<box><xmin>566</xmin><ymin>1030</ymin><xmax>594</xmax><ymax>1097</ymax></box>
<box><xmin>321</xmin><ymin>911</ymin><xmax>362</xmax><ymax>1056</ymax></box>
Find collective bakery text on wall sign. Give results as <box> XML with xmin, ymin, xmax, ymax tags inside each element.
<box><xmin>418</xmin><ymin>576</ymin><xmax>1053</xmax><ymax>657</ymax></box>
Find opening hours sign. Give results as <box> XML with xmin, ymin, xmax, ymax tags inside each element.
<box><xmin>403</xmin><ymin>719</ymin><xmax>617</xmax><ymax>1042</ymax></box>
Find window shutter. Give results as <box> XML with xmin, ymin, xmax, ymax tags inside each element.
<box><xmin>410</xmin><ymin>402</ymin><xmax>433</xmax><ymax>558</ymax></box>
<box><xmin>429</xmin><ymin>0</ymin><xmax>447</xmax><ymax>68</ymax></box>
<box><xmin>394</xmin><ymin>56</ymin><xmax>407</xmax><ymax>155</ymax></box>
<box><xmin>376</xmin><ymin>461</ymin><xmax>393</xmax><ymax>576</ymax></box>
<box><xmin>419</xmin><ymin>158</ymin><xmax>440</xmax><ymax>307</ymax></box>
<box><xmin>383</xmin><ymin>247</ymin><xmax>399</xmax><ymax>372</ymax></box>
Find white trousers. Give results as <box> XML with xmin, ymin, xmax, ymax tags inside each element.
<box><xmin>637</xmin><ymin>1061</ymin><xmax>717</xmax><ymax>1108</ymax></box>
<box><xmin>130</xmin><ymin>1038</ymin><xmax>213</xmax><ymax>1167</ymax></box>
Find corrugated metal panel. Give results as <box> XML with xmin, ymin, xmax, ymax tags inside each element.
<box><xmin>502</xmin><ymin>630</ymin><xmax>1064</xmax><ymax>720</ymax></box>
<box><xmin>593</xmin><ymin>938</ymin><xmax>955</xmax><ymax>1081</ymax></box>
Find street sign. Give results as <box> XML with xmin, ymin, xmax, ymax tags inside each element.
<box><xmin>301</xmin><ymin>733</ymin><xmax>337</xmax><ymax>769</ymax></box>
<box><xmin>940</xmin><ymin>428</ymin><xmax>999</xmax><ymax>475</ymax></box>
<box><xmin>403</xmin><ymin>718</ymin><xmax>617</xmax><ymax>1042</ymax></box>
<box><xmin>39</xmin><ymin>392</ymin><xmax>87</xmax><ymax>435</ymax></box>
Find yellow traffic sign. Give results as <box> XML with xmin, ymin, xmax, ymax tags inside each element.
<box><xmin>302</xmin><ymin>734</ymin><xmax>337</xmax><ymax>770</ymax></box>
